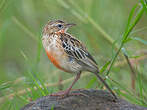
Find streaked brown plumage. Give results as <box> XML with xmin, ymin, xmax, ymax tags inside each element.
<box><xmin>42</xmin><ymin>20</ymin><xmax>117</xmax><ymax>99</ymax></box>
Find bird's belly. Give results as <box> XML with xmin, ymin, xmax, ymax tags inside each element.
<box><xmin>45</xmin><ymin>47</ymin><xmax>82</xmax><ymax>73</ymax></box>
<box><xmin>45</xmin><ymin>48</ymin><xmax>66</xmax><ymax>72</ymax></box>
<box><xmin>60</xmin><ymin>59</ymin><xmax>82</xmax><ymax>73</ymax></box>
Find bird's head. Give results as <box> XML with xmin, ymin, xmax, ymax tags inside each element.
<box><xmin>43</xmin><ymin>20</ymin><xmax>76</xmax><ymax>35</ymax></box>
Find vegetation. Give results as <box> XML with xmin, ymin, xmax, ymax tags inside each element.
<box><xmin>0</xmin><ymin>0</ymin><xmax>147</xmax><ymax>109</ymax></box>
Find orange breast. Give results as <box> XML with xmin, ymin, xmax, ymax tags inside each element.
<box><xmin>45</xmin><ymin>50</ymin><xmax>65</xmax><ymax>71</ymax></box>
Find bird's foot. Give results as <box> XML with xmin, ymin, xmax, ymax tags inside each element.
<box><xmin>49</xmin><ymin>90</ymin><xmax>69</xmax><ymax>97</ymax></box>
<box><xmin>50</xmin><ymin>90</ymin><xmax>88</xmax><ymax>99</ymax></box>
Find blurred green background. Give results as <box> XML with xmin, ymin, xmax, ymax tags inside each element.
<box><xmin>0</xmin><ymin>0</ymin><xmax>147</xmax><ymax>109</ymax></box>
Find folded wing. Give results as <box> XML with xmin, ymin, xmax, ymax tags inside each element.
<box><xmin>60</xmin><ymin>33</ymin><xmax>98</xmax><ymax>72</ymax></box>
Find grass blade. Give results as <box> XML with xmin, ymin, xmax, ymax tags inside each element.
<box><xmin>106</xmin><ymin>3</ymin><xmax>144</xmax><ymax>76</ymax></box>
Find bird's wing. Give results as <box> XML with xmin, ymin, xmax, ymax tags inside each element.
<box><xmin>60</xmin><ymin>33</ymin><xmax>98</xmax><ymax>70</ymax></box>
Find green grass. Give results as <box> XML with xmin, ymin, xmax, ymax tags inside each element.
<box><xmin>0</xmin><ymin>0</ymin><xmax>147</xmax><ymax>109</ymax></box>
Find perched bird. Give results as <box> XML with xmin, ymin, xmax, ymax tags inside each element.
<box><xmin>42</xmin><ymin>20</ymin><xmax>117</xmax><ymax>99</ymax></box>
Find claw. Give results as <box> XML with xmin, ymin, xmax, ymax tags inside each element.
<box><xmin>49</xmin><ymin>90</ymin><xmax>89</xmax><ymax>99</ymax></box>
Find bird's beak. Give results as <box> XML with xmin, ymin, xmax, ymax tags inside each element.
<box><xmin>66</xmin><ymin>23</ymin><xmax>76</xmax><ymax>28</ymax></box>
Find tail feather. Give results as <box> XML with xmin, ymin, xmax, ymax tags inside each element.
<box><xmin>94</xmin><ymin>72</ymin><xmax>117</xmax><ymax>100</ymax></box>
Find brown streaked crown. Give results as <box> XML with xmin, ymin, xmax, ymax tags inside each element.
<box><xmin>42</xmin><ymin>20</ymin><xmax>76</xmax><ymax>35</ymax></box>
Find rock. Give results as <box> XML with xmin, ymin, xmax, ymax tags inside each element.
<box><xmin>21</xmin><ymin>89</ymin><xmax>147</xmax><ymax>110</ymax></box>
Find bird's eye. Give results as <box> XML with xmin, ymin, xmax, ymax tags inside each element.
<box><xmin>57</xmin><ymin>24</ymin><xmax>63</xmax><ymax>28</ymax></box>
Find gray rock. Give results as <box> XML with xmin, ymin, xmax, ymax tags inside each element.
<box><xmin>21</xmin><ymin>89</ymin><xmax>147</xmax><ymax>110</ymax></box>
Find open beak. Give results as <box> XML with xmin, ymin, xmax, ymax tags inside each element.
<box><xmin>66</xmin><ymin>23</ymin><xmax>76</xmax><ymax>27</ymax></box>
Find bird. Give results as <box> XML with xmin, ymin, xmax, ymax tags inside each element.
<box><xmin>42</xmin><ymin>20</ymin><xmax>117</xmax><ymax>99</ymax></box>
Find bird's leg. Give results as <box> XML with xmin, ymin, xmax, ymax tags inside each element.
<box><xmin>64</xmin><ymin>72</ymin><xmax>81</xmax><ymax>95</ymax></box>
<box><xmin>50</xmin><ymin>72</ymin><xmax>81</xmax><ymax>97</ymax></box>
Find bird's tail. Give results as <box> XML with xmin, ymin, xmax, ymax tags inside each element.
<box><xmin>94</xmin><ymin>72</ymin><xmax>117</xmax><ymax>100</ymax></box>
